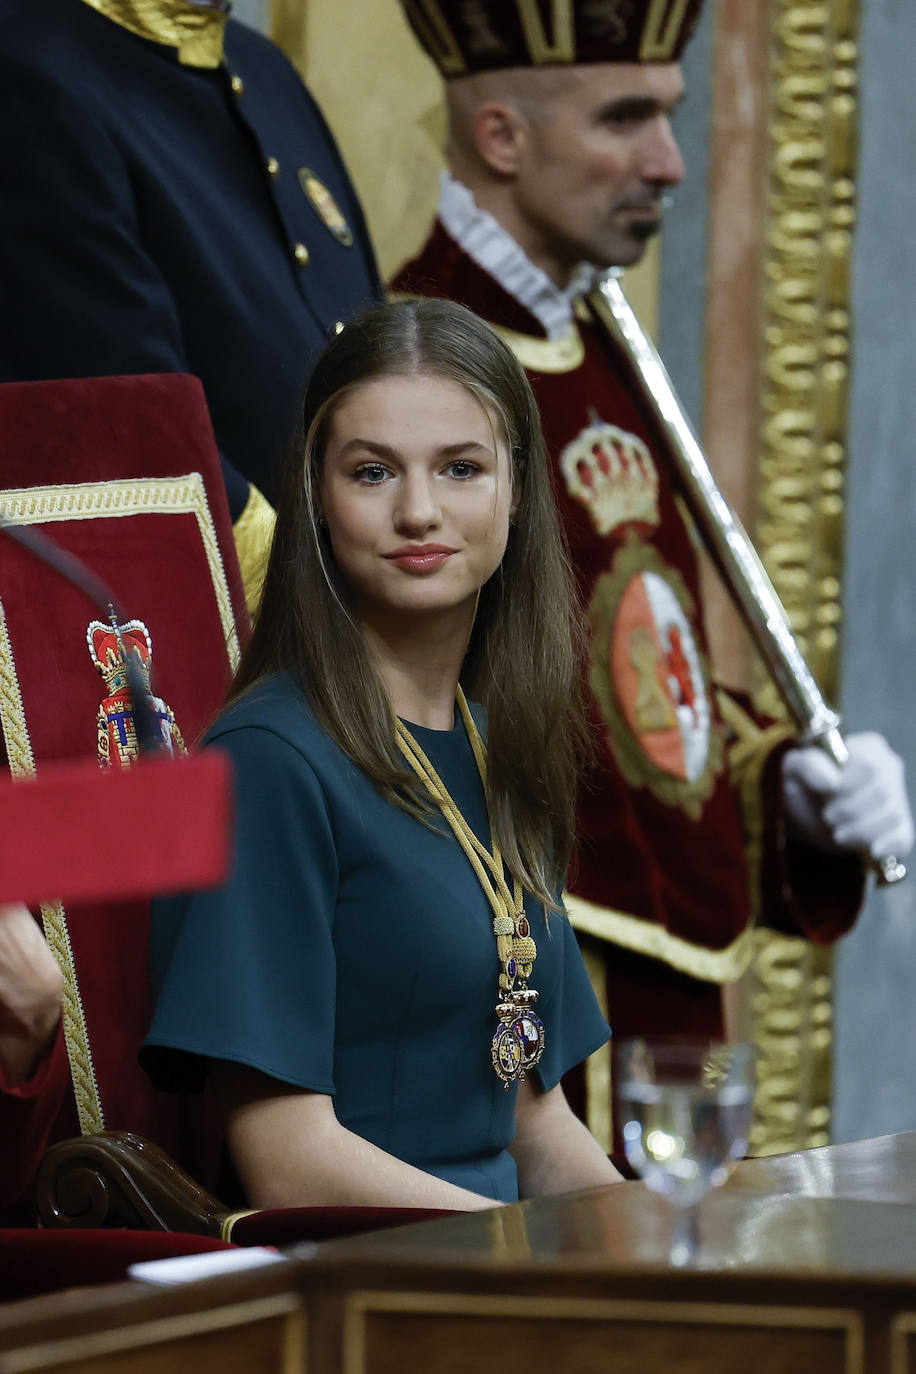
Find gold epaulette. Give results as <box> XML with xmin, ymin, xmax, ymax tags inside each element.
<box><xmin>233</xmin><ymin>483</ymin><xmax>276</xmax><ymax>621</ymax></box>
<box><xmin>78</xmin><ymin>0</ymin><xmax>227</xmax><ymax>68</ymax></box>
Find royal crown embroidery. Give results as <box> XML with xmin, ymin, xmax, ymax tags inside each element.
<box><xmin>560</xmin><ymin>416</ymin><xmax>660</xmax><ymax>536</ymax></box>
<box><xmin>87</xmin><ymin>619</ymin><xmax>185</xmax><ymax>768</ymax></box>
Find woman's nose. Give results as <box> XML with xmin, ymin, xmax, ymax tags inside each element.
<box><xmin>395</xmin><ymin>473</ymin><xmax>440</xmax><ymax>532</ymax></box>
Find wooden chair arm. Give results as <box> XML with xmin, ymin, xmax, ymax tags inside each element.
<box><xmin>36</xmin><ymin>1131</ymin><xmax>232</xmax><ymax>1238</ymax></box>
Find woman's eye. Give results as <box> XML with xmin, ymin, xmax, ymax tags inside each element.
<box><xmin>447</xmin><ymin>460</ymin><xmax>479</xmax><ymax>479</ymax></box>
<box><xmin>355</xmin><ymin>463</ymin><xmax>389</xmax><ymax>484</ymax></box>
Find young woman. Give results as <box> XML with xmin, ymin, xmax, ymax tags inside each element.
<box><xmin>142</xmin><ymin>299</ymin><xmax>621</xmax><ymax>1209</ymax></box>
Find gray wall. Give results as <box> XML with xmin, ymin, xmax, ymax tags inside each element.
<box><xmin>230</xmin><ymin>0</ymin><xmax>270</xmax><ymax>34</ymax></box>
<box><xmin>832</xmin><ymin>0</ymin><xmax>916</xmax><ymax>1142</ymax></box>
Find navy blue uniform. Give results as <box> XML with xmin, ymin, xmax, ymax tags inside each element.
<box><xmin>0</xmin><ymin>0</ymin><xmax>381</xmax><ymax>516</ymax></box>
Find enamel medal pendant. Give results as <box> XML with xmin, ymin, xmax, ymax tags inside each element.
<box><xmin>491</xmin><ymin>910</ymin><xmax>545</xmax><ymax>1087</ymax></box>
<box><xmin>491</xmin><ymin>993</ymin><xmax>545</xmax><ymax>1087</ymax></box>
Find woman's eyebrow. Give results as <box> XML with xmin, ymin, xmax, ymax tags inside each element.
<box><xmin>334</xmin><ymin>438</ymin><xmax>494</xmax><ymax>458</ymax></box>
<box><xmin>438</xmin><ymin>441</ymin><xmax>494</xmax><ymax>457</ymax></box>
<box><xmin>334</xmin><ymin>438</ymin><xmax>396</xmax><ymax>458</ymax></box>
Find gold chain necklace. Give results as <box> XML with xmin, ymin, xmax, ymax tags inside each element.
<box><xmin>395</xmin><ymin>688</ymin><xmax>545</xmax><ymax>1088</ymax></box>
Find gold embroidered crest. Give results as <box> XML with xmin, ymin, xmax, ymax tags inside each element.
<box><xmin>87</xmin><ymin>619</ymin><xmax>185</xmax><ymax>768</ymax></box>
<box><xmin>560</xmin><ymin>415</ymin><xmax>660</xmax><ymax>536</ymax></box>
<box><xmin>589</xmin><ymin>539</ymin><xmax>723</xmax><ymax>818</ymax></box>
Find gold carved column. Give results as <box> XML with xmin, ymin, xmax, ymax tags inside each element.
<box><xmin>727</xmin><ymin>0</ymin><xmax>859</xmax><ymax>1154</ymax></box>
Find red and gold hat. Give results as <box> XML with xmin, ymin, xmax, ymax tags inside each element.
<box><xmin>400</xmin><ymin>0</ymin><xmax>704</xmax><ymax>77</ymax></box>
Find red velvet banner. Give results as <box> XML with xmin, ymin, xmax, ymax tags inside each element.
<box><xmin>0</xmin><ymin>751</ymin><xmax>232</xmax><ymax>906</ymax></box>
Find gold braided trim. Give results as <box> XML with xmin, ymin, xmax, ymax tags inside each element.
<box><xmin>39</xmin><ymin>902</ymin><xmax>104</xmax><ymax>1135</ymax></box>
<box><xmin>232</xmin><ymin>483</ymin><xmax>276</xmax><ymax>622</ymax></box>
<box><xmin>0</xmin><ymin>602</ymin><xmax>104</xmax><ymax>1135</ymax></box>
<box><xmin>0</xmin><ymin>475</ymin><xmax>241</xmax><ymax>674</ymax></box>
<box><xmin>78</xmin><ymin>0</ymin><xmax>227</xmax><ymax>68</ymax></box>
<box><xmin>581</xmin><ymin>942</ymin><xmax>611</xmax><ymax>1154</ymax></box>
<box><xmin>0</xmin><ymin>601</ymin><xmax>33</xmax><ymax>781</ymax></box>
<box><xmin>0</xmin><ymin>474</ymin><xmax>242</xmax><ymax>1135</ymax></box>
<box><xmin>220</xmin><ymin>1208</ymin><xmax>260</xmax><ymax>1242</ymax></box>
<box><xmin>564</xmin><ymin>890</ymin><xmax>757</xmax><ymax>985</ymax></box>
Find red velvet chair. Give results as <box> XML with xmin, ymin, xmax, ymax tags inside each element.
<box><xmin>0</xmin><ymin>376</ymin><xmax>452</xmax><ymax>1295</ymax></box>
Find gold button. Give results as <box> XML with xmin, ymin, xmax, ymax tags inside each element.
<box><xmin>230</xmin><ymin>74</ymin><xmax>244</xmax><ymax>96</ymax></box>
<box><xmin>266</xmin><ymin>157</ymin><xmax>280</xmax><ymax>177</ymax></box>
<box><xmin>293</xmin><ymin>242</ymin><xmax>310</xmax><ymax>267</ymax></box>
<box><xmin>333</xmin><ymin>320</ymin><xmax>345</xmax><ymax>335</ymax></box>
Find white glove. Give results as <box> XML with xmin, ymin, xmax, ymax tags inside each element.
<box><xmin>782</xmin><ymin>731</ymin><xmax>914</xmax><ymax>860</ymax></box>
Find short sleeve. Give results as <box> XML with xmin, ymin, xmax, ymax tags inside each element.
<box><xmin>533</xmin><ymin>912</ymin><xmax>610</xmax><ymax>1093</ymax></box>
<box><xmin>141</xmin><ymin>725</ymin><xmax>339</xmax><ymax>1094</ymax></box>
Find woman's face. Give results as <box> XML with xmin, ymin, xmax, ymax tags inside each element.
<box><xmin>319</xmin><ymin>373</ymin><xmax>516</xmax><ymax>628</ymax></box>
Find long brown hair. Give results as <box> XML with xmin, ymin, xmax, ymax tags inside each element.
<box><xmin>229</xmin><ymin>298</ymin><xmax>586</xmax><ymax>906</ymax></box>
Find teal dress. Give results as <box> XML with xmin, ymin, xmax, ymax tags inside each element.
<box><xmin>142</xmin><ymin>675</ymin><xmax>609</xmax><ymax>1203</ymax></box>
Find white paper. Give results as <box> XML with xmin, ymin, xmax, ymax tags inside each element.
<box><xmin>127</xmin><ymin>1245</ymin><xmax>296</xmax><ymax>1286</ymax></box>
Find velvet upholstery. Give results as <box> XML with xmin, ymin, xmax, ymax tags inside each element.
<box><xmin>0</xmin><ymin>373</ymin><xmax>247</xmax><ymax>1221</ymax></box>
<box><xmin>0</xmin><ymin>1228</ymin><xmax>235</xmax><ymax>1302</ymax></box>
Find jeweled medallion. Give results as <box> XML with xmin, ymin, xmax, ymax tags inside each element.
<box><xmin>512</xmin><ymin>1011</ymin><xmax>545</xmax><ymax>1070</ymax></box>
<box><xmin>492</xmin><ymin>1021</ymin><xmax>523</xmax><ymax>1084</ymax></box>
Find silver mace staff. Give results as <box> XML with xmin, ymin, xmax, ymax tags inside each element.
<box><xmin>587</xmin><ymin>270</ymin><xmax>905</xmax><ymax>886</ymax></box>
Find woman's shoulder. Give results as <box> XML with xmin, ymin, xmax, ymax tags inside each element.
<box><xmin>205</xmin><ymin>674</ymin><xmax>331</xmax><ymax>762</ymax></box>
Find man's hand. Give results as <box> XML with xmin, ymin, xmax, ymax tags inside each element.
<box><xmin>0</xmin><ymin>903</ymin><xmax>64</xmax><ymax>1085</ymax></box>
<box><xmin>782</xmin><ymin>732</ymin><xmax>914</xmax><ymax>862</ymax></box>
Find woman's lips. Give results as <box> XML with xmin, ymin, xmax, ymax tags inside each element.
<box><xmin>383</xmin><ymin>545</ymin><xmax>456</xmax><ymax>572</ymax></box>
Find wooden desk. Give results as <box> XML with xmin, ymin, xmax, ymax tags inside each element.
<box><xmin>730</xmin><ymin>1129</ymin><xmax>916</xmax><ymax>1204</ymax></box>
<box><xmin>3</xmin><ymin>1133</ymin><xmax>916</xmax><ymax>1374</ymax></box>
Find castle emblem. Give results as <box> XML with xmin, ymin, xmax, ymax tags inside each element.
<box><xmin>560</xmin><ymin>416</ymin><xmax>660</xmax><ymax>537</ymax></box>
<box><xmin>613</xmin><ymin>569</ymin><xmax>710</xmax><ymax>785</ymax></box>
<box><xmin>86</xmin><ymin>620</ymin><xmax>185</xmax><ymax>768</ymax></box>
<box><xmin>588</xmin><ymin>543</ymin><xmax>723</xmax><ymax>819</ymax></box>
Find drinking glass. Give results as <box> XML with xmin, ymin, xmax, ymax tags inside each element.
<box><xmin>616</xmin><ymin>1038</ymin><xmax>756</xmax><ymax>1266</ymax></box>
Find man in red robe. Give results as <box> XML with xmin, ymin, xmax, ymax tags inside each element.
<box><xmin>392</xmin><ymin>0</ymin><xmax>913</xmax><ymax>1142</ymax></box>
